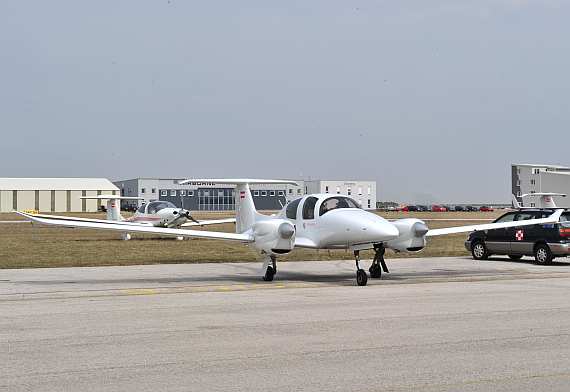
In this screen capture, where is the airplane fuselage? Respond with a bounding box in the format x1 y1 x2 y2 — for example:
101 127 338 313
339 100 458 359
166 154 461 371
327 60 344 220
124 201 191 228
272 193 399 250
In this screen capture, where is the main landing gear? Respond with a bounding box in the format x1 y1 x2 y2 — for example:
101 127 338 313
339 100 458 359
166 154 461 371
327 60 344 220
354 244 389 286
261 254 277 281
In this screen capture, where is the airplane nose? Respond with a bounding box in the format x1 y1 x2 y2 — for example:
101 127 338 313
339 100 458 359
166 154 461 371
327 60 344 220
366 220 400 242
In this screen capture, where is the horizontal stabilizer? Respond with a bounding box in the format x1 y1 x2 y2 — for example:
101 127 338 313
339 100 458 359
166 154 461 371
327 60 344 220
77 195 144 200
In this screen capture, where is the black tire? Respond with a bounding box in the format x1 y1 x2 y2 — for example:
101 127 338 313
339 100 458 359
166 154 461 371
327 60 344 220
534 244 553 265
508 255 523 260
263 266 274 281
356 269 368 286
471 241 489 260
369 265 382 279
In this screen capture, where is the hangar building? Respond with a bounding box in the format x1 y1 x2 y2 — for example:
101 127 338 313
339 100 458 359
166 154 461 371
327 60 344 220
511 164 570 208
0 178 119 213
113 178 377 211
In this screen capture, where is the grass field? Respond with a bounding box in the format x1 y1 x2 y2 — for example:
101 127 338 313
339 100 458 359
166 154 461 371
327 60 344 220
0 210 506 269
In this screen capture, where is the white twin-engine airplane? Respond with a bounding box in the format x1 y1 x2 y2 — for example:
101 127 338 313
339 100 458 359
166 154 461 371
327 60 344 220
14 180 562 286
16 195 235 241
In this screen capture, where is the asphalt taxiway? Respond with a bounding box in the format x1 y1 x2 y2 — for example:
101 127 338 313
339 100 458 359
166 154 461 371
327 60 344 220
1 256 569 391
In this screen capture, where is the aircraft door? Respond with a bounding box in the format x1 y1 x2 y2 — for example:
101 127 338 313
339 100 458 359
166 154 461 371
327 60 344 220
298 196 319 235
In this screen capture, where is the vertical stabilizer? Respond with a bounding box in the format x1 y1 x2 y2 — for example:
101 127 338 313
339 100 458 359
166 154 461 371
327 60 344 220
106 198 123 221
179 179 299 234
234 183 265 233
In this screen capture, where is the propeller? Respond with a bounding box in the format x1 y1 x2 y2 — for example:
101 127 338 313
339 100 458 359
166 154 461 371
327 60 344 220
181 209 200 224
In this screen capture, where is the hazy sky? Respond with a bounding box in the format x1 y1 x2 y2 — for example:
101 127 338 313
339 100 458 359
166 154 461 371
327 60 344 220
1 1 569 204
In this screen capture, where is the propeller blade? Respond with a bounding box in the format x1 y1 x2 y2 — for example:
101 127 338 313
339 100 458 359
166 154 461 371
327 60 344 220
184 211 200 224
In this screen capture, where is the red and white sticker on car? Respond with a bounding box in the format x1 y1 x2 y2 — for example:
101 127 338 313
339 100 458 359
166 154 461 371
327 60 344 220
516 230 524 241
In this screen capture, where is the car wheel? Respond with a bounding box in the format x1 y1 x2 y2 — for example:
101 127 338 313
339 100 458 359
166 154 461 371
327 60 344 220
534 244 553 265
471 241 488 260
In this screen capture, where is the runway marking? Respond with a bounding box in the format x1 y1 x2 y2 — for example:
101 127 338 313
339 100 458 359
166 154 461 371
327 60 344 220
373 373 570 391
119 282 319 295
509 269 570 277
1 274 568 303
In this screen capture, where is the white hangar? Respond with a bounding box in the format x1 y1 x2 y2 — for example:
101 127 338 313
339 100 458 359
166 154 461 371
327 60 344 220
0 178 119 213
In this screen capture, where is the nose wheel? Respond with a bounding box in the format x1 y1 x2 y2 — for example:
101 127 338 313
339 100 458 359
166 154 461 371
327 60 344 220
354 251 368 286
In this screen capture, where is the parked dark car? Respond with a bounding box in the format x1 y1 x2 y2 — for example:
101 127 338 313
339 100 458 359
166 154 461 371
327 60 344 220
417 205 429 212
465 209 570 264
403 205 418 212
467 206 478 211
454 205 468 211
442 206 453 212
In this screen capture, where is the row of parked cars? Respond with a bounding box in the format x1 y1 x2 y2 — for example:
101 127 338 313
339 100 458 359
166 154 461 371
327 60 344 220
394 205 495 212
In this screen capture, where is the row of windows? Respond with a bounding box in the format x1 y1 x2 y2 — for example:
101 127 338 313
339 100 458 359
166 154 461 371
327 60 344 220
516 180 537 186
253 190 284 197
323 186 372 195
129 189 288 197
124 186 372 198
160 190 195 197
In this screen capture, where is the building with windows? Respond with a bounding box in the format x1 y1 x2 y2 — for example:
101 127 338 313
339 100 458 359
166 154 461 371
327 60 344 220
113 178 377 211
0 178 119 213
511 164 570 208
304 180 377 210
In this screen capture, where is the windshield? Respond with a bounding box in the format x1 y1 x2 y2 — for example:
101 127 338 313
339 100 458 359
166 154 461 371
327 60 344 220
286 198 302 219
146 201 176 214
319 196 361 216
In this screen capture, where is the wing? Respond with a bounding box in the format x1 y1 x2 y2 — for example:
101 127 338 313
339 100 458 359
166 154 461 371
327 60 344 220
13 211 254 243
292 236 318 249
426 209 563 237
181 218 236 227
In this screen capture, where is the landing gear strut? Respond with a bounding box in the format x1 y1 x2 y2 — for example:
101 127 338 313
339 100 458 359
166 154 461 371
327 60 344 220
261 254 277 281
369 244 389 279
354 250 368 286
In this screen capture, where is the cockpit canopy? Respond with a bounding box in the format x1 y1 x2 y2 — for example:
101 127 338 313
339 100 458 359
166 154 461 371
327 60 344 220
319 196 361 216
286 195 361 219
138 201 177 215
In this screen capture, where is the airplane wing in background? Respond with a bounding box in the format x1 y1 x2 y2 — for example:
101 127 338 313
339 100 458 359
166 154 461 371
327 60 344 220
13 211 253 243
426 209 563 237
182 218 236 227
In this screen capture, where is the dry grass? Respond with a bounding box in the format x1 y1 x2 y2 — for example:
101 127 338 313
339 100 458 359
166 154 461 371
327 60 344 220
0 210 507 269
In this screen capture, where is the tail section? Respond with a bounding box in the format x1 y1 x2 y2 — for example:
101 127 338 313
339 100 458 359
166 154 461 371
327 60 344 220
180 179 298 234
520 192 566 209
78 195 142 221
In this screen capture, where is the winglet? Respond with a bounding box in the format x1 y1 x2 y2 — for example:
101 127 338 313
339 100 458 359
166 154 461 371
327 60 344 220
551 209 564 222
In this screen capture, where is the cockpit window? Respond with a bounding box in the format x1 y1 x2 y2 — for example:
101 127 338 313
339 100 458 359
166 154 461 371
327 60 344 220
146 201 176 214
138 204 147 214
302 196 318 220
319 196 361 216
286 198 302 220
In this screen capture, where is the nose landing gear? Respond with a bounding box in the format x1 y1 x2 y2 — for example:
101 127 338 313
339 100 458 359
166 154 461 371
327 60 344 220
354 244 389 286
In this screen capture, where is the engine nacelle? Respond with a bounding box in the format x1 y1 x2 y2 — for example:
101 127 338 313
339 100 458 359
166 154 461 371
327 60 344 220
385 218 428 253
250 219 296 255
